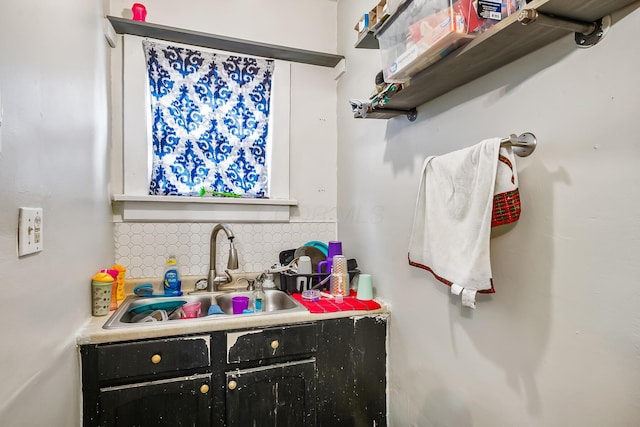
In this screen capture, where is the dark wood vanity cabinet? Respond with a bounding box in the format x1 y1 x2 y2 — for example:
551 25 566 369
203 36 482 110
80 315 387 427
80 334 213 426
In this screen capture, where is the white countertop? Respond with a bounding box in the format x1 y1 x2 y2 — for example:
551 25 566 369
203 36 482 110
77 301 389 345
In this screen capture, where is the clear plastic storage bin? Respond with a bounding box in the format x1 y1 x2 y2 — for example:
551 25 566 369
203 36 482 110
378 0 521 82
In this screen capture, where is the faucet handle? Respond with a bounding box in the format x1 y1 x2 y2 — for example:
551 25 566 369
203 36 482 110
194 278 209 291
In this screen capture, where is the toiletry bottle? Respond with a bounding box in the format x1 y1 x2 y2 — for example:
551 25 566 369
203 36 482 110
111 264 127 302
253 279 265 312
163 255 181 295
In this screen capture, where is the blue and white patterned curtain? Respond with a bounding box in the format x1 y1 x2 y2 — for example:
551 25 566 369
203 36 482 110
142 40 274 197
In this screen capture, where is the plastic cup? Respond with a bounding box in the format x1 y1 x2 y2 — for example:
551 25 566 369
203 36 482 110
180 301 202 319
232 296 250 314
318 241 343 274
330 255 349 298
356 274 374 300
91 280 113 316
99 269 119 311
327 241 343 259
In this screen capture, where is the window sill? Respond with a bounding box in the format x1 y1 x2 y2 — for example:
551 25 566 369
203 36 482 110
111 194 298 223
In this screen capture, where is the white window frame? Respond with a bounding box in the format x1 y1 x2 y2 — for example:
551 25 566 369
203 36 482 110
112 34 296 222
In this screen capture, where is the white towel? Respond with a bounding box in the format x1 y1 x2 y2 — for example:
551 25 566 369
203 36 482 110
408 138 518 308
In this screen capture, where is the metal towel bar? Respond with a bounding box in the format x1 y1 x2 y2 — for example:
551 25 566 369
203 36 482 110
500 132 537 157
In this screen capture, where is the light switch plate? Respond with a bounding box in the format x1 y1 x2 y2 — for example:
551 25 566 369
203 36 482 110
18 207 43 256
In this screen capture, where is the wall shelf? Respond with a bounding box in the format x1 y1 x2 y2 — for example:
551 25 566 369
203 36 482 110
107 16 344 67
355 30 379 49
357 0 637 119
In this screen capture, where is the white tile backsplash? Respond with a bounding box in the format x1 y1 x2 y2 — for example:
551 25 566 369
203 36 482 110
115 222 337 278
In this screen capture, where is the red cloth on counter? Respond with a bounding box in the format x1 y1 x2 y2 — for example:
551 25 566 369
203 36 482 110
292 291 381 313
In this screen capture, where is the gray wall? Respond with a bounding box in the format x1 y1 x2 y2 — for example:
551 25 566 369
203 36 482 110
0 1 113 425
338 1 640 426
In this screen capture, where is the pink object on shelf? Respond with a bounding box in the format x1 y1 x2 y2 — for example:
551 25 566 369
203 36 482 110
131 3 147 22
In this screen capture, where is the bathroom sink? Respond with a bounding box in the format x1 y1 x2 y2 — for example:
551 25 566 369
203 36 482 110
102 289 307 329
215 290 300 314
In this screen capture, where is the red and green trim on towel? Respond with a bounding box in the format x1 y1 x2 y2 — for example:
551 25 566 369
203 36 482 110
407 254 496 294
492 189 521 227
492 153 520 227
292 290 381 313
498 153 515 183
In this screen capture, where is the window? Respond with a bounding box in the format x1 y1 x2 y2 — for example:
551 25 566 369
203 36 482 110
113 35 295 222
143 40 273 198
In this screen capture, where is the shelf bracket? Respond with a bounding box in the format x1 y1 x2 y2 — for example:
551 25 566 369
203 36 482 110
373 108 417 121
517 9 611 48
406 108 418 122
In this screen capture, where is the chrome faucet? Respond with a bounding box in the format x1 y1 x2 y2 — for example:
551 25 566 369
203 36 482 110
207 224 239 292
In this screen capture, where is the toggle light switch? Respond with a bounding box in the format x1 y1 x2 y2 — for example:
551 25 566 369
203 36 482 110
18 207 43 256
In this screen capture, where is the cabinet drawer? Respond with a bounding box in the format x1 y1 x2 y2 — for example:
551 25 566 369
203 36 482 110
98 373 212 426
226 323 316 364
97 335 210 382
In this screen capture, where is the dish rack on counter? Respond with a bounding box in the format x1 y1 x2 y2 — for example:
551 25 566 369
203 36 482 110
278 267 360 294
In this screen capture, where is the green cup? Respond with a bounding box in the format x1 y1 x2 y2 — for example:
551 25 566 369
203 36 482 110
356 274 374 300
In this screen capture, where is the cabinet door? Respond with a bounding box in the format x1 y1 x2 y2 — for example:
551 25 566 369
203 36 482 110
97 374 211 427
225 359 316 427
316 316 388 426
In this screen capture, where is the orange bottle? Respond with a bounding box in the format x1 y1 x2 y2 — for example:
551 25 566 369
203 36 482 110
111 264 127 302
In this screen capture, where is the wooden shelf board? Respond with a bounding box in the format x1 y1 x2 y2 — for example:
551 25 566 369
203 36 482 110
361 109 410 119
354 31 379 49
384 14 565 110
365 0 638 117
354 13 391 49
107 16 344 68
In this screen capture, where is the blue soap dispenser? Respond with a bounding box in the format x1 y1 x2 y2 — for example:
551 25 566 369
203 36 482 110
163 254 182 295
